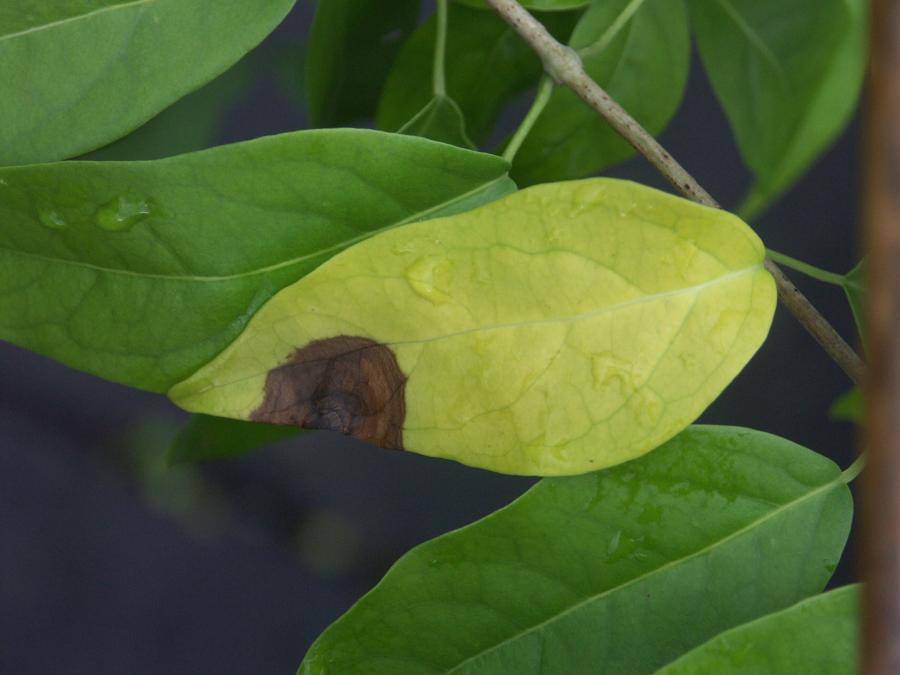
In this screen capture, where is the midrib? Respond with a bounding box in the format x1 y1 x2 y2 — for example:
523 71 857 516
0 0 155 44
389 265 760 350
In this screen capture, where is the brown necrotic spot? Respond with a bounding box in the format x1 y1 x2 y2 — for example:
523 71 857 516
251 336 406 449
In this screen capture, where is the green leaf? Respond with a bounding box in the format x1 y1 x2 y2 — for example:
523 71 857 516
399 96 476 149
690 0 867 219
830 387 863 424
0 0 296 165
305 0 419 127
377 5 578 145
298 426 853 674
171 179 775 475
512 0 690 185
167 414 297 466
0 130 513 392
456 0 591 10
656 585 859 674
85 55 255 161
842 260 865 341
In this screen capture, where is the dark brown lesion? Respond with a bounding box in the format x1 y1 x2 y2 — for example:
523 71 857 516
251 336 406 449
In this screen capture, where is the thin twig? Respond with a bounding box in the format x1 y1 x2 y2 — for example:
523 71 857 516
432 0 448 97
503 75 554 163
485 0 865 385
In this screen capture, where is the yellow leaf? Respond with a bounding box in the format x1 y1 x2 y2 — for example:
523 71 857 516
169 179 775 475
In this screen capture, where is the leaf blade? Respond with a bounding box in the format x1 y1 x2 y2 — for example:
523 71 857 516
298 426 852 674
377 5 577 145
305 0 420 127
656 585 859 674
0 130 513 391
167 414 298 466
511 0 690 185
0 0 297 165
398 96 477 149
171 179 776 475
690 0 867 218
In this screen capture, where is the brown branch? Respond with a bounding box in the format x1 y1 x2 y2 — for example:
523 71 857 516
861 0 900 671
485 0 865 385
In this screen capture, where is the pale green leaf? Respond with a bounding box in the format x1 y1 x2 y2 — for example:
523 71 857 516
399 96 476 149
305 0 419 127
512 0 690 185
377 5 577 145
298 426 853 674
167 414 297 466
689 0 867 219
0 130 513 392
0 0 296 165
171 179 775 475
656 585 859 674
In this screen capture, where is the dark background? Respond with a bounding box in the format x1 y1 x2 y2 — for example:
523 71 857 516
0 4 864 674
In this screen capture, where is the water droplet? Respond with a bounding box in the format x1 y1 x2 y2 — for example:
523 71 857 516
95 195 152 232
37 207 67 230
405 256 452 305
607 530 622 556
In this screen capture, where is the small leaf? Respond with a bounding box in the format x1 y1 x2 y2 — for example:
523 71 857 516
512 0 690 185
656 585 859 674
167 414 298 466
842 260 865 341
830 387 863 424
298 426 853 674
399 96 476 149
171 179 775 475
377 5 578 145
0 130 513 392
0 0 296 165
305 0 419 127
690 0 867 219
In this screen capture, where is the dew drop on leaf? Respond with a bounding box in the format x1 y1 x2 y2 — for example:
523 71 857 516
95 195 152 232
37 207 67 230
404 256 452 304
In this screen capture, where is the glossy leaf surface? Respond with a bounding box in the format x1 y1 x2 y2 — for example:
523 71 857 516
298 426 853 674
0 0 295 165
168 414 297 466
690 0 867 219
0 130 512 392
657 585 859 674
512 0 690 185
377 5 577 144
172 179 775 475
305 0 419 127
